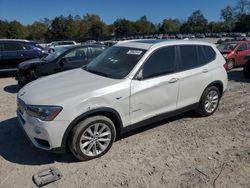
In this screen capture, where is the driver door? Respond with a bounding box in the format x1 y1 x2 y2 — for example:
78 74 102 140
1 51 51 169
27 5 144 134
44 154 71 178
130 46 179 124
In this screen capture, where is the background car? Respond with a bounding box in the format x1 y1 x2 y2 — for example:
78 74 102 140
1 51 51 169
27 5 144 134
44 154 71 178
0 39 47 74
217 40 250 70
47 41 77 53
243 55 250 78
16 44 107 86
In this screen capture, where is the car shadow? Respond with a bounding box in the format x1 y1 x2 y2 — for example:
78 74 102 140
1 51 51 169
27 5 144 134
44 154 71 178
228 68 250 83
4 84 20 94
0 117 78 165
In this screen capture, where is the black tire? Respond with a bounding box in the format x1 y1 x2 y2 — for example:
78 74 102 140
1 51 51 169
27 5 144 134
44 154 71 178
243 63 250 79
227 59 234 70
196 86 221 117
69 116 116 161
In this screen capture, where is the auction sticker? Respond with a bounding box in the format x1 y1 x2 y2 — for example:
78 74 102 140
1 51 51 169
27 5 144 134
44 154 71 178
127 50 143 55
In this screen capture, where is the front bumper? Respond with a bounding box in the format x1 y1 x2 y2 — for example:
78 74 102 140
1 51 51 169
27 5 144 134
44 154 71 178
16 110 70 153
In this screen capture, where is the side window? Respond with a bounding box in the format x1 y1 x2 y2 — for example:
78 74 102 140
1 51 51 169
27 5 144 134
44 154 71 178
203 46 216 63
22 43 33 50
142 46 175 79
90 47 106 58
197 46 207 65
179 45 198 71
63 47 88 61
3 42 23 51
238 44 247 51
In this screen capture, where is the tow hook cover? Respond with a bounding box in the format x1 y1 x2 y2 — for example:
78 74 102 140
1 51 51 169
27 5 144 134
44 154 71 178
32 167 62 187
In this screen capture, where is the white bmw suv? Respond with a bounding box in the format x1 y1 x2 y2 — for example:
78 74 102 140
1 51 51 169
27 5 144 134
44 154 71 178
17 40 228 160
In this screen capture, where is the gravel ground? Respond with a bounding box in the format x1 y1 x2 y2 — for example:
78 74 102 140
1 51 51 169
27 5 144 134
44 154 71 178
0 68 249 188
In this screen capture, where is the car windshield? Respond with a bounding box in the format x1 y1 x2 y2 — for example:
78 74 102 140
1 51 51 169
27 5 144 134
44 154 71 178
217 43 237 51
43 47 68 61
84 46 146 79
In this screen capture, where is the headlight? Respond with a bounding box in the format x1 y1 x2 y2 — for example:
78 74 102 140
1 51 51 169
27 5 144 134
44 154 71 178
26 105 62 121
223 54 228 58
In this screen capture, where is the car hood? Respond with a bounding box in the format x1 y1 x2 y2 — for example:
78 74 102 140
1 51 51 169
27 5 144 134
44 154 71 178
18 68 124 105
19 58 45 69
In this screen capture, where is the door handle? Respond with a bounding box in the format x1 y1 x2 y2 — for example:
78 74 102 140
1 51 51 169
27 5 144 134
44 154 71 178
202 69 209 73
168 78 179 83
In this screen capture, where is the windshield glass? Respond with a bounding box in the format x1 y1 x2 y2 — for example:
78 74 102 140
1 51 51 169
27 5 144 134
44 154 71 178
217 43 237 51
84 46 146 79
43 47 68 61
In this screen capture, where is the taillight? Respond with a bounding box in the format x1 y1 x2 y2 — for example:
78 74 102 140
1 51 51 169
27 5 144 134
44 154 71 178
223 63 228 71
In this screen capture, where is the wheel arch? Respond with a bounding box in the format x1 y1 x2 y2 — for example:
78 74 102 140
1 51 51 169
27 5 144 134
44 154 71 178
204 80 224 97
60 107 123 152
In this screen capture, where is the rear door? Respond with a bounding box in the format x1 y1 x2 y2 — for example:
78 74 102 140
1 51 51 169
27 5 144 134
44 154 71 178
176 45 215 109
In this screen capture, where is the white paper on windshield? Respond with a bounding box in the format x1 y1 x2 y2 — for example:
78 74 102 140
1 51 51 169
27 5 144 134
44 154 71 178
127 50 143 55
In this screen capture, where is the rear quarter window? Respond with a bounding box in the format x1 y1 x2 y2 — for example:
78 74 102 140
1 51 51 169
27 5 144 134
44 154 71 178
203 46 216 63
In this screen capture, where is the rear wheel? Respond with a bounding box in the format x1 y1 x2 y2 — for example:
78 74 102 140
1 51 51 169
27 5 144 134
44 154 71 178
69 116 116 161
196 86 221 117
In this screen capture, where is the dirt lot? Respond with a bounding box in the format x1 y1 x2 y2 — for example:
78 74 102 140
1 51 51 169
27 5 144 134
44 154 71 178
0 68 249 188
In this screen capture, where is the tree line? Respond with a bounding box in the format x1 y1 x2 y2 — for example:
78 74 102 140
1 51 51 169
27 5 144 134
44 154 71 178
0 0 250 42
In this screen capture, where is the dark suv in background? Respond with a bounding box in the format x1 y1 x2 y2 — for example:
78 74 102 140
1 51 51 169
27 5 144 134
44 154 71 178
0 39 47 74
16 44 107 86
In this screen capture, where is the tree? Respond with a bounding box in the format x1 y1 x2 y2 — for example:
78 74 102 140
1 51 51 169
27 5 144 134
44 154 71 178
234 14 250 31
134 16 156 34
207 21 225 33
27 21 48 41
0 20 8 38
83 14 108 39
221 6 235 31
180 10 208 33
113 18 136 36
6 20 28 39
159 19 181 33
235 0 249 15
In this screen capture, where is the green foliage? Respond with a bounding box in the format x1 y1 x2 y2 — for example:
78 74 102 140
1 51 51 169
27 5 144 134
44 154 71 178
221 6 235 31
113 18 136 36
159 19 181 33
181 10 208 33
1 1 250 42
234 14 250 31
134 16 156 34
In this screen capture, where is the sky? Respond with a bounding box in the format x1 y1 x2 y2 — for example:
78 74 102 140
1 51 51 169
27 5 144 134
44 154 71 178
0 0 238 25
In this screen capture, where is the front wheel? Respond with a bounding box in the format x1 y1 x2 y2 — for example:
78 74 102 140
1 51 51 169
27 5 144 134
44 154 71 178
69 116 116 161
196 86 221 117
